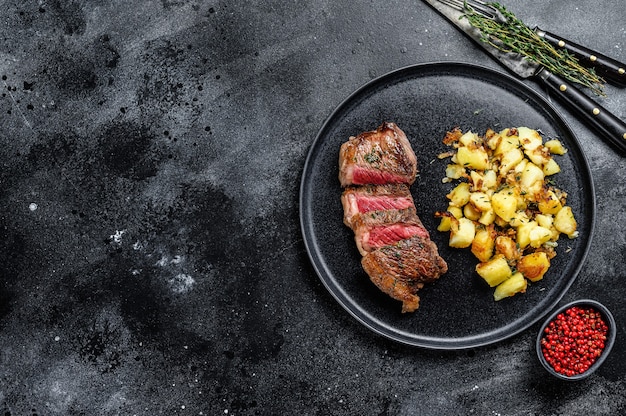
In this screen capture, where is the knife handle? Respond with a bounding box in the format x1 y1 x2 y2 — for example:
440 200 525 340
535 27 626 87
537 69 626 155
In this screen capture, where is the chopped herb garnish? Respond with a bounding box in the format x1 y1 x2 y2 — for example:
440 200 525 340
364 151 380 164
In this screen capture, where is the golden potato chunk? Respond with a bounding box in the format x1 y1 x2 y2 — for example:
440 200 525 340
529 225 553 248
516 220 537 249
499 148 524 174
495 235 521 261
478 209 497 226
457 146 489 170
554 206 578 238
491 188 518 223
517 252 550 282
445 164 466 180
494 129 520 155
494 272 527 301
437 215 452 232
537 190 563 215
520 163 544 200
476 255 512 287
542 158 561 176
545 139 567 155
447 182 471 207
469 192 492 212
449 217 476 248
471 226 496 262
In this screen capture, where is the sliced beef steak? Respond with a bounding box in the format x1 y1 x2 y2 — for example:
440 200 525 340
361 236 448 313
338 122 447 312
338 122 417 187
341 183 415 229
351 208 429 255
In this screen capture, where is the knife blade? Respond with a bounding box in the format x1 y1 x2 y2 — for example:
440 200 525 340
423 0 626 155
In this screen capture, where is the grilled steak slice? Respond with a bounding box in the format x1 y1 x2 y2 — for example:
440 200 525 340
341 184 415 229
338 122 447 312
361 236 448 313
352 208 429 255
338 122 417 187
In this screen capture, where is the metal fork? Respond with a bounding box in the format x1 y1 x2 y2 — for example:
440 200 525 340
436 0 507 23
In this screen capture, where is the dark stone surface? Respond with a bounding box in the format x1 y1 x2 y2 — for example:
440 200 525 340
0 1 624 415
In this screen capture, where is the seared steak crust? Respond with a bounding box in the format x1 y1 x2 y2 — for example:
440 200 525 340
362 236 448 313
338 122 418 187
363 236 448 283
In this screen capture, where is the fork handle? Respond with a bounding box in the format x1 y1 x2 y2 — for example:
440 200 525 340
535 27 626 87
537 68 626 155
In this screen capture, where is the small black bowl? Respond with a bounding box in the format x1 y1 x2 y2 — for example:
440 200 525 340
536 299 616 381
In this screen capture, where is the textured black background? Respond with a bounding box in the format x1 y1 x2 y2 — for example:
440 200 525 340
1 1 625 415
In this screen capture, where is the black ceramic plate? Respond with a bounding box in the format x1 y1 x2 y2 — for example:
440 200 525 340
300 62 595 349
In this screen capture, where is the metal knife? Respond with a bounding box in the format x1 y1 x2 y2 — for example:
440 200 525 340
423 0 626 155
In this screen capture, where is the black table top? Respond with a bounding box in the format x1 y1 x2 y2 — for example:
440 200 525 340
1 1 625 414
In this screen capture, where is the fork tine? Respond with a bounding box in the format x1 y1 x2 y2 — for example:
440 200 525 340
464 0 500 20
435 0 505 22
436 0 465 12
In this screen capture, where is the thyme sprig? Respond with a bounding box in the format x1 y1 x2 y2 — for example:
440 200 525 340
462 2 606 97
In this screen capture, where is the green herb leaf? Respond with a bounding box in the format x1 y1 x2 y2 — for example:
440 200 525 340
462 2 606 96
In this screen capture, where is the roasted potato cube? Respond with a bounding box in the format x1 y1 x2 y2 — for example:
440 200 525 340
491 188 518 222
486 132 501 150
509 211 530 228
482 169 497 190
526 145 551 167
520 162 544 199
486 130 503 150
471 226 496 262
529 225 553 248
537 189 563 215
476 254 512 287
463 203 482 221
499 148 524 174
449 217 476 248
457 146 489 170
516 220 537 249
494 129 520 155
542 158 561 176
545 139 567 155
549 226 560 241
478 209 496 226
448 204 463 219
470 170 484 191
495 235 520 261
535 214 554 229
447 182 471 207
494 272 527 301
445 163 466 180
554 206 578 238
437 215 452 232
469 192 492 212
459 131 480 146
514 158 528 174
517 252 550 282
494 215 509 228
518 127 543 153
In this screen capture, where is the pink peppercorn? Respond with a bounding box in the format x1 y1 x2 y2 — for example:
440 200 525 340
540 305 609 377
